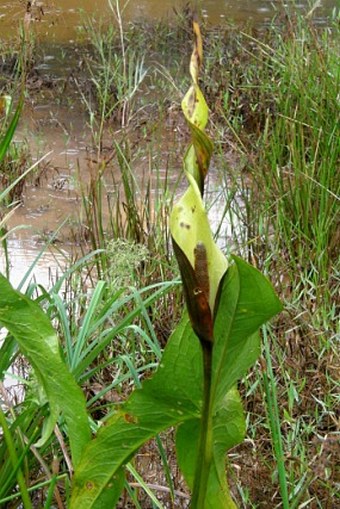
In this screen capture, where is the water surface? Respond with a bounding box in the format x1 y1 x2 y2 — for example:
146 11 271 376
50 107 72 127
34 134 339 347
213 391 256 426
0 0 337 42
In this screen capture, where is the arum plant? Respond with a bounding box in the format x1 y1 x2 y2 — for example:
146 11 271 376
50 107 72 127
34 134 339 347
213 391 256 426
169 18 282 507
69 18 281 508
170 17 228 505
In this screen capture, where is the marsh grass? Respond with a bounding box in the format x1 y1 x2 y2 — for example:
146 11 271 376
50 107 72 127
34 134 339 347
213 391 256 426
74 134 184 360
78 7 148 152
203 13 339 508
0 140 31 203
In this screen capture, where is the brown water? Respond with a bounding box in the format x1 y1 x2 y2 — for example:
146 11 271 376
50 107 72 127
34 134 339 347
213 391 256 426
0 0 338 42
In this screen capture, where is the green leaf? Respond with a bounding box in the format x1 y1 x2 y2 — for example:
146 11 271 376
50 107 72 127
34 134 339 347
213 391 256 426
70 316 201 508
0 335 17 382
87 468 125 509
212 255 282 407
0 274 91 467
70 256 281 507
0 93 23 163
176 387 244 508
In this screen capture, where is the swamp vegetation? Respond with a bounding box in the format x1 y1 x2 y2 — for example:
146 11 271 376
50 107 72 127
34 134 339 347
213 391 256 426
0 2 339 508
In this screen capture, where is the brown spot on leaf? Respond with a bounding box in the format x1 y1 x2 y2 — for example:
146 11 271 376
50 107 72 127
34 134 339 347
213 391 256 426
180 221 191 230
124 413 138 424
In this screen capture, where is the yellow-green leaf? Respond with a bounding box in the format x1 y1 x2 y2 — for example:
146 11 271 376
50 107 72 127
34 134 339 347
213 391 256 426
170 174 228 315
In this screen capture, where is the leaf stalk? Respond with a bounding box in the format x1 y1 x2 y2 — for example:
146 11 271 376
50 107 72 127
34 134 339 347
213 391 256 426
191 340 214 508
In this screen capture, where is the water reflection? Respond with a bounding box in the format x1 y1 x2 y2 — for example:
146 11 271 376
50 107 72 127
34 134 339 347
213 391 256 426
0 238 67 290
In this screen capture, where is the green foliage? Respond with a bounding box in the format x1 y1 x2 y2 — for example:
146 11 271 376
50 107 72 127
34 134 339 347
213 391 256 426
169 19 282 507
0 193 281 509
104 239 149 291
68 19 282 508
53 277 172 382
0 94 23 164
68 256 281 508
176 388 244 508
204 15 339 306
0 91 28 208
0 263 175 505
0 274 91 466
0 5 337 507
203 20 338 505
79 1 147 148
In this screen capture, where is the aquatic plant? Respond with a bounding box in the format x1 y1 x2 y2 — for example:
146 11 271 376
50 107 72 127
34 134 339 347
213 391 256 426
0 94 23 165
0 7 338 507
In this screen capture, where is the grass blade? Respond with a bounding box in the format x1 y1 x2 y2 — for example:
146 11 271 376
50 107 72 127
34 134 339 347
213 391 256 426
0 408 32 509
262 325 290 509
0 95 24 163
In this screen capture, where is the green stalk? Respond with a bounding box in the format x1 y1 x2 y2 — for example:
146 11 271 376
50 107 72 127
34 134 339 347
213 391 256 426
0 475 67 505
191 340 213 508
43 475 58 509
0 231 10 280
262 326 290 509
155 435 175 506
0 408 33 509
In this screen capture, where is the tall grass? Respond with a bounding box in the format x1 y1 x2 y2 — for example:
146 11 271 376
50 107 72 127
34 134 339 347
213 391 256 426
207 14 339 281
78 3 148 153
256 18 339 288
203 11 339 507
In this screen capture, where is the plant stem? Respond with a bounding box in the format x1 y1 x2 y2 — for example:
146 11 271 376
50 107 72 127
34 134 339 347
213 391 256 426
191 340 214 508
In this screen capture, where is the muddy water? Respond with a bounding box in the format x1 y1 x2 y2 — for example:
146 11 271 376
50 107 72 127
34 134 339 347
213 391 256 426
1 0 338 289
0 0 337 42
